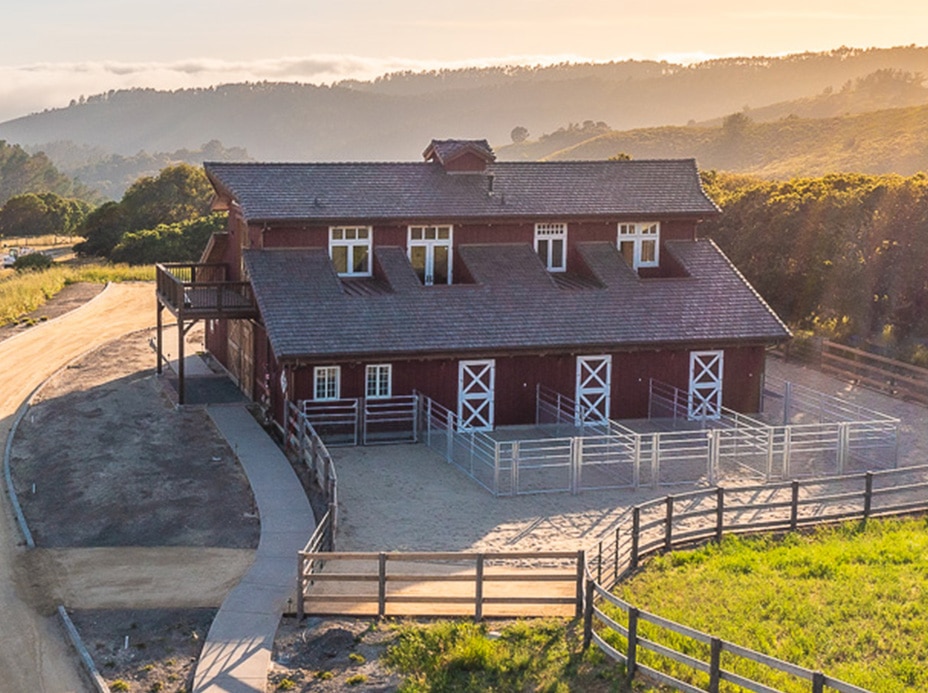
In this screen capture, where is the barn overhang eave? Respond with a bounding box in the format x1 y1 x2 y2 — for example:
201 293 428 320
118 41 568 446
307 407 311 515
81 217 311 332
271 335 789 367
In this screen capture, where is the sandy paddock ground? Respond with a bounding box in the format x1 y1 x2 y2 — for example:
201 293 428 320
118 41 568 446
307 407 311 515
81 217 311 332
331 357 928 557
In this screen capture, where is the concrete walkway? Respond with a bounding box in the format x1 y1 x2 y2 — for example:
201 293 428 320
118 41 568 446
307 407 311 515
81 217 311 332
193 406 315 693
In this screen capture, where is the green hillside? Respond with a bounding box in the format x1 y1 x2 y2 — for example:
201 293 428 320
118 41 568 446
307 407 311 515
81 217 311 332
511 104 928 178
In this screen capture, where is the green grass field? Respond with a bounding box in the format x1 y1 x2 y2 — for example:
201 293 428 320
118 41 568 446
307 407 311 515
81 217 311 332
611 517 928 692
0 262 154 325
382 619 638 692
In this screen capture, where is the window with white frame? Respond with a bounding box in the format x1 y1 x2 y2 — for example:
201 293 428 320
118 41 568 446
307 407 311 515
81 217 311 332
329 226 372 276
535 223 567 272
617 222 660 270
365 364 392 399
408 225 452 285
313 366 340 400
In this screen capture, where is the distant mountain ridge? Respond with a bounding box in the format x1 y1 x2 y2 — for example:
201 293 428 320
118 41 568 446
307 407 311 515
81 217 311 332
2 45 928 165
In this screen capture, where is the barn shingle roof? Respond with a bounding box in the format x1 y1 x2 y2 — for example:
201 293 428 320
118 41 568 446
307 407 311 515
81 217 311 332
205 158 719 222
244 240 789 362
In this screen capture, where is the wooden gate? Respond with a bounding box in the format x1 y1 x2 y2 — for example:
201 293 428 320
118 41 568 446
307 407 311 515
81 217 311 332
227 319 254 397
458 360 495 431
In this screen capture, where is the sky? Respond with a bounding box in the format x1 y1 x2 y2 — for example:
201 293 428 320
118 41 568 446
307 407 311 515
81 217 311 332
0 0 925 122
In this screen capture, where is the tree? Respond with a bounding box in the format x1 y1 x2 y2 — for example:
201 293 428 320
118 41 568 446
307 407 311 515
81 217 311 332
75 163 214 258
73 201 129 256
510 126 530 144
0 193 90 237
109 213 226 265
120 163 214 232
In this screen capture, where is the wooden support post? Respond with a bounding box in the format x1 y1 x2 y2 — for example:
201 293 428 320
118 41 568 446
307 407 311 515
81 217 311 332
575 550 585 620
177 316 186 405
630 507 641 570
864 471 873 520
627 607 639 679
156 302 163 375
708 637 722 693
715 487 725 543
597 541 603 583
664 496 674 552
812 671 825 693
582 578 594 650
378 553 387 619
790 480 800 531
475 554 484 622
296 554 305 621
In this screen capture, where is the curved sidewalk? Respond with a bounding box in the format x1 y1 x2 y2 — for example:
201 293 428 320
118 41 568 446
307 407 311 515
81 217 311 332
193 405 315 693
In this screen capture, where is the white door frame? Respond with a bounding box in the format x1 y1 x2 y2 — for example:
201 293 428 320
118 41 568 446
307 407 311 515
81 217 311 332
689 350 724 420
575 355 612 425
458 359 495 431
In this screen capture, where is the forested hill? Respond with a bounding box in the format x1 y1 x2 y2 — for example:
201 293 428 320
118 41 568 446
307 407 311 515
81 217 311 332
0 140 96 206
1 45 928 165
503 103 928 178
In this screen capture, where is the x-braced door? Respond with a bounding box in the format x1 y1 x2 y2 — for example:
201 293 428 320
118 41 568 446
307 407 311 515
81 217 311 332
458 360 495 431
689 350 724 420
576 355 612 425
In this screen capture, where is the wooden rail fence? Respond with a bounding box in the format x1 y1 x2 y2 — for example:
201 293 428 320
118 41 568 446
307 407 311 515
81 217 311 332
298 550 584 621
583 463 928 692
782 337 928 406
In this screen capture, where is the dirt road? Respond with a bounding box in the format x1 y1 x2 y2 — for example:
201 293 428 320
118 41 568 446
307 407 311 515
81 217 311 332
0 283 154 693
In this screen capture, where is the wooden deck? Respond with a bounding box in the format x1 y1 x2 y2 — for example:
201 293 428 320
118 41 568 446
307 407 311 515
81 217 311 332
156 263 258 319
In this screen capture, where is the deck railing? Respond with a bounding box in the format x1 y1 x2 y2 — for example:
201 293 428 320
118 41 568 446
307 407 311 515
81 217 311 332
155 262 256 316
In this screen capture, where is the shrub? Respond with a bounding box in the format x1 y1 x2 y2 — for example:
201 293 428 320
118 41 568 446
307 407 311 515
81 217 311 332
13 252 53 272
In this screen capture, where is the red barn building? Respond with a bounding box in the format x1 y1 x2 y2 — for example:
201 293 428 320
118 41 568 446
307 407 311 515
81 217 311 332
157 139 789 433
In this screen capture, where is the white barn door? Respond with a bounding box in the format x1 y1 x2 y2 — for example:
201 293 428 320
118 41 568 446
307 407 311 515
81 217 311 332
689 350 724 420
576 355 612 425
458 359 495 431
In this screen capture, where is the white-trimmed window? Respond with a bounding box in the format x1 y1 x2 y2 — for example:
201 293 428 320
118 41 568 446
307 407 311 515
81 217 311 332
330 226 372 276
366 364 392 399
408 225 452 285
313 366 340 400
618 222 660 269
535 223 567 272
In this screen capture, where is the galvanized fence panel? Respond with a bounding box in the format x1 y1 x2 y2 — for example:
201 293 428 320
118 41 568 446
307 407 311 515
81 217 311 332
302 398 359 446
362 395 418 445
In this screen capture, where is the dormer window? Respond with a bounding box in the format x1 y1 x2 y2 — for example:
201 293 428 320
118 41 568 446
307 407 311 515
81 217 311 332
330 226 372 276
409 225 452 285
618 222 660 270
535 223 567 272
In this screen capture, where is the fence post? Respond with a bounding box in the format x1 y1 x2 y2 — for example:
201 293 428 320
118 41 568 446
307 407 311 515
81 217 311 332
715 487 724 543
632 433 641 489
664 496 674 552
650 433 660 489
630 507 641 570
475 554 484 622
327 502 337 550
783 425 792 478
765 427 775 481
837 422 849 474
426 397 432 446
812 671 825 693
790 480 800 531
707 430 719 486
627 607 639 679
783 381 792 426
575 550 585 620
512 442 520 496
582 578 595 650
571 437 582 495
708 637 723 692
446 413 454 461
378 553 387 619
412 393 419 443
864 471 873 519
613 527 621 585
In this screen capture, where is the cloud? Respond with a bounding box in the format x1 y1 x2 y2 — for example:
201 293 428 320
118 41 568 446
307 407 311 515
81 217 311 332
0 53 601 123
